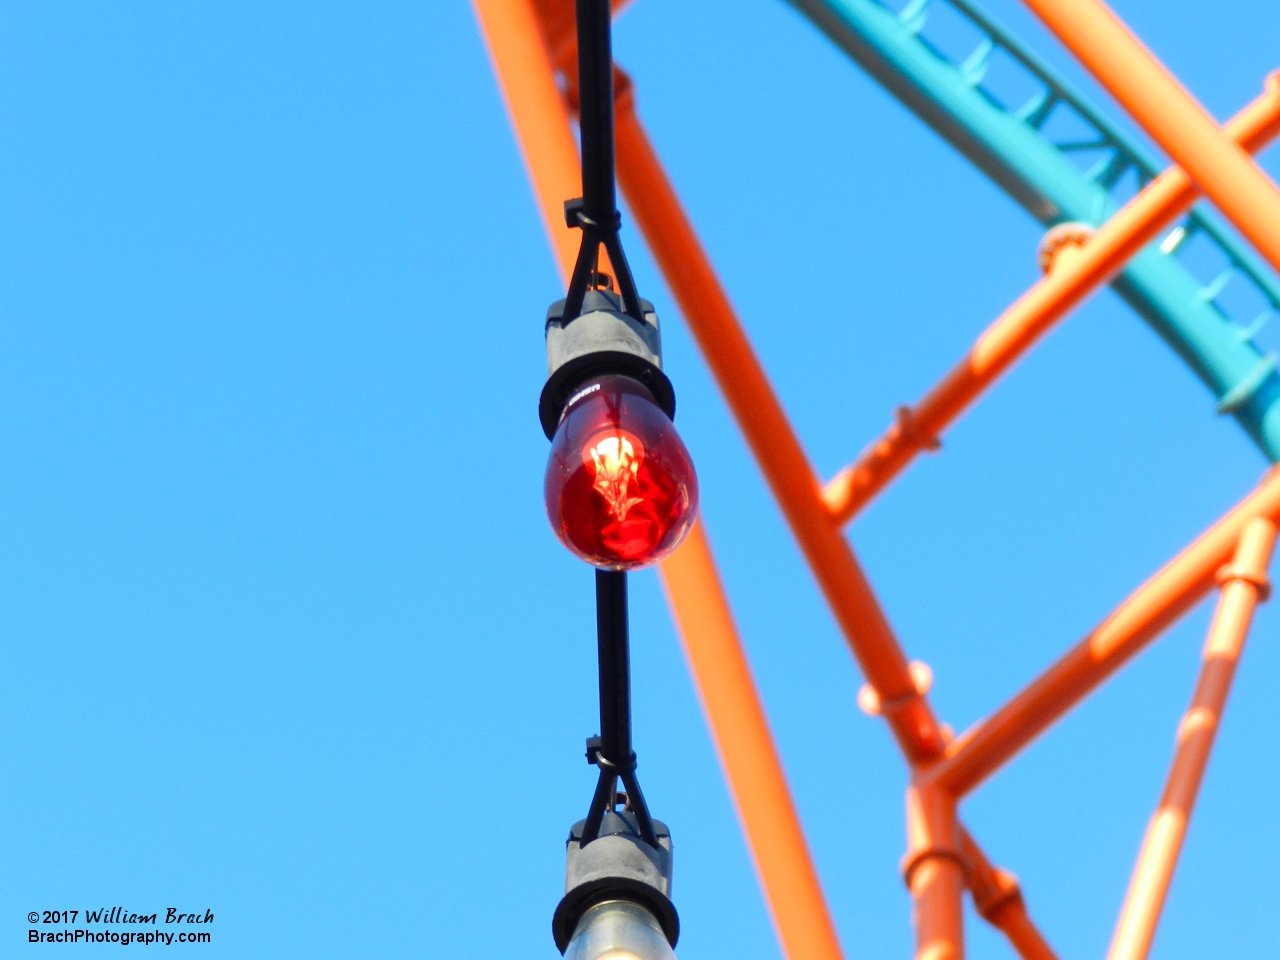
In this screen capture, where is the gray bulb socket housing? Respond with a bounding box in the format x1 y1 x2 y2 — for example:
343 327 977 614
552 811 678 954
539 290 676 440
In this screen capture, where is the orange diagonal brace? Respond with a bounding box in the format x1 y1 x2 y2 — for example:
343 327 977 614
961 829 1058 960
822 73 1280 524
1106 517 1276 960
660 522 845 960
614 83 946 764
472 0 582 277
926 466 1280 797
1020 0 1280 276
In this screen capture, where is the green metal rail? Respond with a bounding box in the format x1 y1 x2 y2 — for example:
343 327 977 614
788 0 1280 458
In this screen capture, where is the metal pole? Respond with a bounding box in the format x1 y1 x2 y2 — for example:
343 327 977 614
470 0 582 279
904 783 965 960
1106 517 1276 960
613 77 947 766
660 521 846 960
615 68 1061 958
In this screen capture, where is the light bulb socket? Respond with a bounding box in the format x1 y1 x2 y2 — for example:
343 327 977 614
552 810 678 954
540 290 676 440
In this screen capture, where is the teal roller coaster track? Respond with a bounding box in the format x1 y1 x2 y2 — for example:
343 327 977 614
790 0 1280 457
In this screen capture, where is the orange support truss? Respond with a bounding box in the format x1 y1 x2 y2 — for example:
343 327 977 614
472 1 1280 957
1105 517 1275 960
822 72 1280 524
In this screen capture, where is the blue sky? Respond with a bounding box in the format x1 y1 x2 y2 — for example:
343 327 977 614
1 1 1278 957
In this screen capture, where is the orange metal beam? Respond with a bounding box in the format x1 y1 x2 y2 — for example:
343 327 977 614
961 829 1059 960
822 73 1280 525
613 80 947 765
925 466 1280 797
660 521 846 960
1105 517 1275 960
620 57 1057 960
904 782 965 960
472 0 583 279
1019 0 1280 276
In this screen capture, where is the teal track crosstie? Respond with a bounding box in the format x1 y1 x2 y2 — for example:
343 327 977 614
787 0 1280 459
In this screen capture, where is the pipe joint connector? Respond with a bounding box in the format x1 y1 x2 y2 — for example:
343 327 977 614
1216 562 1272 601
858 661 933 717
902 780 967 889
890 405 941 453
969 866 1025 925
900 845 971 890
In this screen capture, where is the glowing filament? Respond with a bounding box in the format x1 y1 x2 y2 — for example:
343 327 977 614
586 432 645 521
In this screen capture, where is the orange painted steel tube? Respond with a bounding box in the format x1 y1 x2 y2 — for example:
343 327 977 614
471 0 583 278
1105 517 1276 960
904 784 965 960
1019 0 1280 276
660 521 846 960
961 830 1058 960
822 73 1280 525
614 89 946 765
926 466 1280 797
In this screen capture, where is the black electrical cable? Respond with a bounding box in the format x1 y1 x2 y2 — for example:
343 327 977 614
562 0 643 324
596 570 631 766
581 571 657 846
565 0 658 851
575 0 616 227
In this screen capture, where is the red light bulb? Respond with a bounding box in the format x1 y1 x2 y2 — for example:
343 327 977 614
545 375 698 569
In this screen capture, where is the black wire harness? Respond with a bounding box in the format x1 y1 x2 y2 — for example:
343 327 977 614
562 0 658 850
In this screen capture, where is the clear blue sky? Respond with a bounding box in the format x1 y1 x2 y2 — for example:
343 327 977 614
1 1 1278 957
